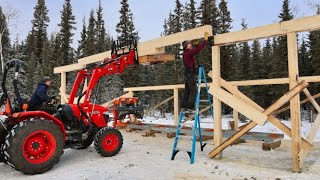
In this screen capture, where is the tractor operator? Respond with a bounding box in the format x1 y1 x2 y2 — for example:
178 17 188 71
29 77 57 114
181 32 209 112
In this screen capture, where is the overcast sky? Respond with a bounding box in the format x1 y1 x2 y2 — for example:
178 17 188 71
0 0 319 47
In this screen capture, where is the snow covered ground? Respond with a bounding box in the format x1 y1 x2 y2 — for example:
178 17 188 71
142 113 320 141
1 113 320 179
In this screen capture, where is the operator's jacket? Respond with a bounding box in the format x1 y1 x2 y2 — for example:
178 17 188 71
29 80 52 108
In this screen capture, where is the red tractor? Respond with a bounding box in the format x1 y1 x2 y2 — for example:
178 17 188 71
0 38 143 174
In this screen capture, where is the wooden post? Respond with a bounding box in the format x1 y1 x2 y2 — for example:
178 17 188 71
288 33 302 172
233 86 239 130
174 88 179 125
212 46 222 159
61 72 67 104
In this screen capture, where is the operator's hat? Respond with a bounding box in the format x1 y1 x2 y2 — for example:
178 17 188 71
43 76 51 82
182 41 190 50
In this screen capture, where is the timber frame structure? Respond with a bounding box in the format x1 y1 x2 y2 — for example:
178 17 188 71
54 15 320 172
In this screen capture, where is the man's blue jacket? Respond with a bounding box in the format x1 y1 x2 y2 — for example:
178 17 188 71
29 80 52 107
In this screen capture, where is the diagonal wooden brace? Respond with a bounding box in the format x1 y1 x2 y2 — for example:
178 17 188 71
209 80 310 158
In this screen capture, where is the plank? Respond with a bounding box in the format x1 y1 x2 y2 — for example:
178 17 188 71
209 121 257 158
214 15 320 45
138 53 175 64
209 85 267 126
60 72 67 104
139 25 212 50
233 86 239 130
54 64 85 73
219 79 313 148
307 114 320 143
208 71 320 86
78 51 112 65
303 89 320 112
145 96 174 114
287 33 302 172
126 123 284 143
212 46 222 159
274 93 320 115
174 88 179 126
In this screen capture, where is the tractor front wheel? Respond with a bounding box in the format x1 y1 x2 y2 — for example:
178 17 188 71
94 128 123 157
3 119 64 175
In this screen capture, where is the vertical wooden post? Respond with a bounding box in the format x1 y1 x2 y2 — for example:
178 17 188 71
212 46 222 159
288 33 302 172
233 86 239 130
174 88 179 125
61 72 67 104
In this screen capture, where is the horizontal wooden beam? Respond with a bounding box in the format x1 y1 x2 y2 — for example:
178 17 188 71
124 83 212 92
54 64 85 74
139 25 212 50
139 53 175 64
214 15 320 45
78 51 112 65
127 123 284 143
208 71 320 86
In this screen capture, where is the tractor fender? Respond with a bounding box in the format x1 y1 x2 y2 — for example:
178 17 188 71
11 111 66 139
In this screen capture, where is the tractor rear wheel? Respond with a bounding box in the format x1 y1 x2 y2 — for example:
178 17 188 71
94 128 123 157
0 144 6 163
3 119 64 175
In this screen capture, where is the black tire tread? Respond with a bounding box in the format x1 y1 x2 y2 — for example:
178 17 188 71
3 119 64 175
94 127 123 157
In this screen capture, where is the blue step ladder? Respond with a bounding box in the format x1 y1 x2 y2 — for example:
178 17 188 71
170 65 213 164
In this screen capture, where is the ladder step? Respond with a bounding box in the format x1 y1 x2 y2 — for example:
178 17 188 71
199 100 210 103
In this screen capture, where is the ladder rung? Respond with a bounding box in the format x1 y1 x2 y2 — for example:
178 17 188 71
199 100 210 103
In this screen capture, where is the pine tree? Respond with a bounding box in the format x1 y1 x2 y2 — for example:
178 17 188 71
76 17 87 59
84 10 97 56
58 0 76 65
182 0 197 30
24 0 50 95
218 0 233 80
96 0 107 53
268 0 293 107
309 6 320 94
116 0 138 45
299 37 312 76
31 0 50 64
238 19 250 81
0 5 10 72
198 0 219 34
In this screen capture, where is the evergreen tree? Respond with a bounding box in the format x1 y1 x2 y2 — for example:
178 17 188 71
182 0 197 30
96 0 107 53
238 19 250 81
58 0 76 65
76 17 87 59
198 0 219 34
218 0 233 80
31 0 50 64
0 5 10 72
84 10 97 56
116 0 138 45
309 7 320 94
299 37 312 76
268 0 293 107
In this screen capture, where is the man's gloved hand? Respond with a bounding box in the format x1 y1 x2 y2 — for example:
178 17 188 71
50 98 58 104
204 32 209 41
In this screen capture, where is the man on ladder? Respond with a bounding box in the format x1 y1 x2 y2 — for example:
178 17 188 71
181 32 209 113
171 32 212 164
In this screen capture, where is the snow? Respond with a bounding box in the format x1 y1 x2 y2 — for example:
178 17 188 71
142 113 320 141
1 113 320 179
